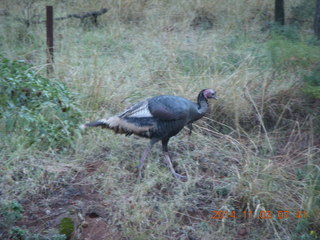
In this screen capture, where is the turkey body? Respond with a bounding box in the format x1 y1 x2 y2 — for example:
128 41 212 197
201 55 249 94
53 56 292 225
82 89 217 179
123 95 201 138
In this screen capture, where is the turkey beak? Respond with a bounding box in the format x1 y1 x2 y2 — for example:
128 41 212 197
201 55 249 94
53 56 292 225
212 93 217 100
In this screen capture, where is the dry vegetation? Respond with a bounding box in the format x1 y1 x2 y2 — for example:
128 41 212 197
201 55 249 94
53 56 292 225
0 0 320 239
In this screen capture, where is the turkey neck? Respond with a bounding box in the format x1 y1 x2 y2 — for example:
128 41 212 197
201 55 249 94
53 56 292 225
197 92 209 115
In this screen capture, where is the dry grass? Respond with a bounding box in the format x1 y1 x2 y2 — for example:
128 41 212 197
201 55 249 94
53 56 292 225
1 0 320 239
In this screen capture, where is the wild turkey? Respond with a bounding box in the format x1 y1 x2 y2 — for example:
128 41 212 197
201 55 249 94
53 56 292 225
82 89 217 179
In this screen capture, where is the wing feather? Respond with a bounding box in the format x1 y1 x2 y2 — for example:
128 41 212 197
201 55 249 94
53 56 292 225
148 96 193 121
119 100 152 118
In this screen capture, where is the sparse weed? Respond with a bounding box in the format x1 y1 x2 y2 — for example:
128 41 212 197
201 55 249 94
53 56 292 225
0 0 319 239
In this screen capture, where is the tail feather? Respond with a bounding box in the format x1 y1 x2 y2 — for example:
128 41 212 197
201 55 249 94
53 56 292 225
80 119 108 129
81 116 154 137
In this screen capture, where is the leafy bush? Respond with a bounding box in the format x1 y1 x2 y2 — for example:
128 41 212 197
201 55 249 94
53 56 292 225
0 56 82 150
9 226 28 240
8 226 67 240
0 200 23 231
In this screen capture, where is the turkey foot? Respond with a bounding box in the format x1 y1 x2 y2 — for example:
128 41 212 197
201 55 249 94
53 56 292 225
164 152 187 179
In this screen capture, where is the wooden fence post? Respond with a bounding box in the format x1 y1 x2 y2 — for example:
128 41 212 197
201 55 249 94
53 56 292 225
275 0 285 25
46 6 54 74
315 0 320 39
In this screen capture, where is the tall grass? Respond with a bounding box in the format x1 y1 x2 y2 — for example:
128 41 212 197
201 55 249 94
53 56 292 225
0 0 320 239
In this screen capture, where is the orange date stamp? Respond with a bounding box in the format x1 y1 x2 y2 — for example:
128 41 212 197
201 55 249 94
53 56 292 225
211 210 307 220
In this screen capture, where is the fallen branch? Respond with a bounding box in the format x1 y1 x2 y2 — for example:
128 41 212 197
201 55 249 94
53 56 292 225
12 8 108 27
54 8 108 24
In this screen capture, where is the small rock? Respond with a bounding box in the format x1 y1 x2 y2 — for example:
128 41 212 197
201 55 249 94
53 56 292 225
81 221 89 228
238 227 248 236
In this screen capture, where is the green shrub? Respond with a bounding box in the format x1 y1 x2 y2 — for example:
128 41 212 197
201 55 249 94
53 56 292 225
270 24 300 41
0 201 23 230
0 56 82 150
9 226 27 240
303 67 320 99
266 37 320 69
0 201 24 239
302 66 320 131
58 217 74 239
0 196 66 240
9 226 67 240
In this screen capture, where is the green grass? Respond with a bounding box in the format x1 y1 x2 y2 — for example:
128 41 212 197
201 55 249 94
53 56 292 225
0 0 320 239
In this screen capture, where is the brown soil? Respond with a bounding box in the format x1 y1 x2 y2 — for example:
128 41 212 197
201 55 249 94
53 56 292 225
17 160 123 240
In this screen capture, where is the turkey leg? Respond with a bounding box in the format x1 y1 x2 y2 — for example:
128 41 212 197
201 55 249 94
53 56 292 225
137 139 158 177
162 138 187 179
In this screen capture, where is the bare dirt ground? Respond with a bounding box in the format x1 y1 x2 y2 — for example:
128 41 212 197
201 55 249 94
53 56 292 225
17 160 122 240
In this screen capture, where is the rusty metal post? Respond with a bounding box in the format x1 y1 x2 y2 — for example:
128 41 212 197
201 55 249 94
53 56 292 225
46 6 54 74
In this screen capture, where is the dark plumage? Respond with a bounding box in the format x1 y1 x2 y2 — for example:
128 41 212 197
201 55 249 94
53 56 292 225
82 88 217 179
